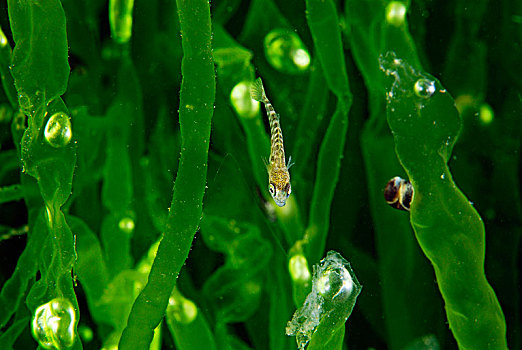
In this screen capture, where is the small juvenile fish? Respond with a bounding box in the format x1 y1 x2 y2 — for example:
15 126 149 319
251 77 291 207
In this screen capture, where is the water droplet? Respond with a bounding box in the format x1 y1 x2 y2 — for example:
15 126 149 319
386 1 407 27
44 112 72 148
109 0 134 44
32 298 77 349
118 217 135 234
440 173 445 180
167 290 198 324
264 29 310 74
230 81 260 118
289 254 311 283
414 78 436 98
286 251 361 349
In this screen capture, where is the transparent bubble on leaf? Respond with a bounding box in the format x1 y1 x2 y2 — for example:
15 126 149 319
264 29 310 74
44 112 72 148
386 1 407 27
379 51 439 103
286 251 362 350
230 81 260 119
289 254 311 283
109 0 135 44
32 298 77 349
414 78 436 98
118 216 135 235
167 291 198 324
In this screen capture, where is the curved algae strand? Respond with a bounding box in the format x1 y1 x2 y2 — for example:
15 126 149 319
286 251 361 350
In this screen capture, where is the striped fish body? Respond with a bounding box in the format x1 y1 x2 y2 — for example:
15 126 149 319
251 78 291 207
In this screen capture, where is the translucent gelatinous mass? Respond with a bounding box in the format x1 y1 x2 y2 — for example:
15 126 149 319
289 254 311 283
264 29 310 74
230 81 260 119
32 298 77 349
385 1 407 27
44 112 72 148
286 251 361 350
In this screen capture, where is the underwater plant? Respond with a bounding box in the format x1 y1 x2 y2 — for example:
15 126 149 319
0 0 520 349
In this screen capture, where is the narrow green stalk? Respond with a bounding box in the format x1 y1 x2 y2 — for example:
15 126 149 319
118 0 215 348
303 0 352 264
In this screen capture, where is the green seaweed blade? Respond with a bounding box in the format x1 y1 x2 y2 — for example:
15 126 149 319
118 0 215 348
382 53 508 350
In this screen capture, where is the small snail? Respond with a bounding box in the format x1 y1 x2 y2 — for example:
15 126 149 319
384 176 414 211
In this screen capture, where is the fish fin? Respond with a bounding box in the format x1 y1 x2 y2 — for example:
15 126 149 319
287 156 294 170
250 77 266 102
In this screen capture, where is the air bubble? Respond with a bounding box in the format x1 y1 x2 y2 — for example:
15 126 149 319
230 81 260 119
478 103 494 125
386 2 407 27
286 251 361 349
118 217 135 235
264 29 310 74
32 298 77 349
0 27 8 47
167 289 198 324
109 0 134 44
44 112 72 148
414 78 436 98
78 325 93 343
289 254 311 283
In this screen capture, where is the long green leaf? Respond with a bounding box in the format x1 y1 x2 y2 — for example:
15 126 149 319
118 0 215 347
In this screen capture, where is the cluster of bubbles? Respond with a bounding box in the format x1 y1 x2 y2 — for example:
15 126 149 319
286 251 362 349
32 298 76 349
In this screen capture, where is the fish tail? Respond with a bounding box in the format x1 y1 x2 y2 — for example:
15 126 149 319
250 77 266 102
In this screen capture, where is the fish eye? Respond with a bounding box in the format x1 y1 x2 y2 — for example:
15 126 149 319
284 183 291 196
268 183 275 195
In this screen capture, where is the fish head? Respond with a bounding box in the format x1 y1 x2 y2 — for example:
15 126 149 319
268 168 291 207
